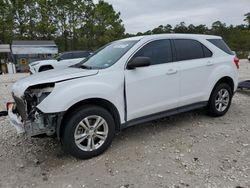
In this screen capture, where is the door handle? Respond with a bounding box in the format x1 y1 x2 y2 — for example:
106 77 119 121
166 68 177 75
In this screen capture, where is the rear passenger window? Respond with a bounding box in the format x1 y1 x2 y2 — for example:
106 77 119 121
174 39 204 61
133 39 173 65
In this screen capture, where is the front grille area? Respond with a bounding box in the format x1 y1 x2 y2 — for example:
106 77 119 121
13 95 28 120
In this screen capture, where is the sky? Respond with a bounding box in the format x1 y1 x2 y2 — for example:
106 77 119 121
94 0 250 34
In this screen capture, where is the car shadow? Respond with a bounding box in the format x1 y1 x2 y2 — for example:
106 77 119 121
237 89 250 97
12 109 215 171
34 108 208 166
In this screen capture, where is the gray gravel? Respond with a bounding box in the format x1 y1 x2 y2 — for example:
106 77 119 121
0 60 250 188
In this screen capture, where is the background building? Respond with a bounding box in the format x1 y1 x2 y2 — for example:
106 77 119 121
11 40 58 72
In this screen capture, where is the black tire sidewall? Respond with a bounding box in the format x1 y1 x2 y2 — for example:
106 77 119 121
208 83 233 117
62 105 115 159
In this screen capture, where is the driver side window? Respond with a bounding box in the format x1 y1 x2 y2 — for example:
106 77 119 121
133 39 173 65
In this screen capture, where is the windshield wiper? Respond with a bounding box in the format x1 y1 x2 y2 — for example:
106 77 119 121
80 65 92 69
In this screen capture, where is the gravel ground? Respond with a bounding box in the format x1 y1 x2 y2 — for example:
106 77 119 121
0 60 250 188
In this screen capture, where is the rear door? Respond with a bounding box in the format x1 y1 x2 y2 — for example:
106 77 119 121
125 39 180 121
173 39 214 106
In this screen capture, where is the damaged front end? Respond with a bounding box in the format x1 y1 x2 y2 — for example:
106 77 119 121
9 83 62 137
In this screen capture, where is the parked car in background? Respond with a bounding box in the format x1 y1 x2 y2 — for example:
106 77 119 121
29 51 91 73
8 34 239 159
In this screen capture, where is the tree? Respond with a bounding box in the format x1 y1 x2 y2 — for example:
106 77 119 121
0 0 249 56
0 0 14 43
152 25 165 34
36 0 57 40
244 12 250 29
11 0 39 39
173 22 189 33
81 0 125 49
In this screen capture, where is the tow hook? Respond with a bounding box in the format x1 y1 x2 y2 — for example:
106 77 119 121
0 111 8 117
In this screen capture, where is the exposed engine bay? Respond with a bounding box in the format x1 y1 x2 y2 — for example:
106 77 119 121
12 83 62 137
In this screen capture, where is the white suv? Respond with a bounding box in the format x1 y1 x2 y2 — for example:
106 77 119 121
8 34 239 159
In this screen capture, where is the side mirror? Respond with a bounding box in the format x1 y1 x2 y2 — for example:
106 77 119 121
57 57 61 61
127 57 151 69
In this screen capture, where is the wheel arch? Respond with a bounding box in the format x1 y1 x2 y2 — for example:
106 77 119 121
209 76 235 101
58 98 121 139
39 65 54 72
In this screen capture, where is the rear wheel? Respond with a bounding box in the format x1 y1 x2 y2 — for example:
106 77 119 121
207 83 233 117
61 105 115 159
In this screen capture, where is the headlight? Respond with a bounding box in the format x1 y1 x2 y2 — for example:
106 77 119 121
24 83 55 106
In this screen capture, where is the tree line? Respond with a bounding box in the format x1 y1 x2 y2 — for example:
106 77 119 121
0 0 125 51
0 0 249 56
128 19 250 57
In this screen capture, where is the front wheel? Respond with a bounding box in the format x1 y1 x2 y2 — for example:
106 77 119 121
207 83 233 117
61 105 115 159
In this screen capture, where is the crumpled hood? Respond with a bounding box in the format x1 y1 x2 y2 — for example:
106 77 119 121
12 68 98 97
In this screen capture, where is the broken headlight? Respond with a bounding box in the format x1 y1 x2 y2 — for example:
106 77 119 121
24 83 55 108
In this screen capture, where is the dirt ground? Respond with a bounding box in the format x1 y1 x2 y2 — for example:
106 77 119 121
0 60 249 188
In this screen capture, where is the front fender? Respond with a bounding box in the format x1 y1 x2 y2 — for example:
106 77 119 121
37 75 125 123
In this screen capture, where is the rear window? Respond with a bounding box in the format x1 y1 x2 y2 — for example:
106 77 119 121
174 39 204 61
207 39 234 55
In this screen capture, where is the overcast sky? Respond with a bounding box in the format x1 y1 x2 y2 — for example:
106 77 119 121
94 0 250 34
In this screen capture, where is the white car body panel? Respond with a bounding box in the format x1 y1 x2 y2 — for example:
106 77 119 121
12 68 98 98
125 62 179 121
37 69 126 123
11 34 239 128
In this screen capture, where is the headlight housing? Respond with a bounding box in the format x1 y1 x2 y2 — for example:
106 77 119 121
24 83 55 107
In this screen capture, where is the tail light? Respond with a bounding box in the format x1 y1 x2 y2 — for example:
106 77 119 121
234 56 239 69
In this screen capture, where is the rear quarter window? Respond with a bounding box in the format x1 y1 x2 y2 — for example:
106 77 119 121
207 39 234 55
202 45 213 58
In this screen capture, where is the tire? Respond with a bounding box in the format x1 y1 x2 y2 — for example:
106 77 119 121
61 105 115 159
39 66 53 72
207 83 233 117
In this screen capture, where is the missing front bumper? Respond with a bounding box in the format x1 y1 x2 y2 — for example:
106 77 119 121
7 103 25 134
7 102 57 137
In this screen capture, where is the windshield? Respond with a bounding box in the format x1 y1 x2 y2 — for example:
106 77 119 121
76 40 138 69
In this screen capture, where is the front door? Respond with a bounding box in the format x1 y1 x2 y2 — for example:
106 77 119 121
125 39 180 121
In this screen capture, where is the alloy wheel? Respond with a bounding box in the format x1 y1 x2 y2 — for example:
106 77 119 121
215 89 230 112
74 115 109 151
